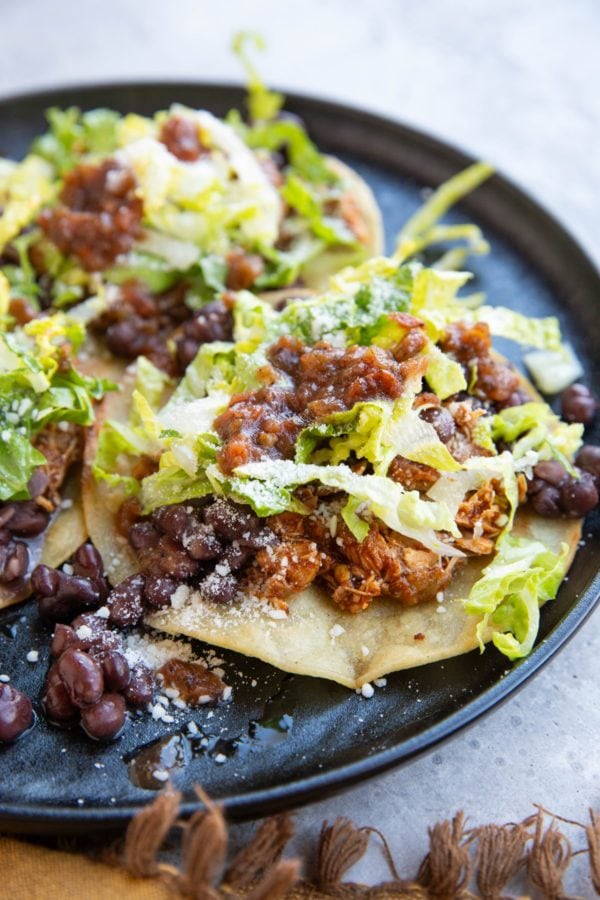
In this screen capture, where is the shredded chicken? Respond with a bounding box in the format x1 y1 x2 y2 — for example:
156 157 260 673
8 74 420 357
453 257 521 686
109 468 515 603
388 456 440 492
454 479 507 555
243 539 322 611
32 422 83 507
263 502 460 614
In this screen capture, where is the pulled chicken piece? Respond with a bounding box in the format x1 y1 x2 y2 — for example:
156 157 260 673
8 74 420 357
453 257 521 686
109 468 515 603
263 499 460 614
33 422 84 508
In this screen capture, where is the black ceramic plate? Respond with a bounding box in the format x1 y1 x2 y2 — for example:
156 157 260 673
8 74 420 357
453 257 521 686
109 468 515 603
1 83 599 835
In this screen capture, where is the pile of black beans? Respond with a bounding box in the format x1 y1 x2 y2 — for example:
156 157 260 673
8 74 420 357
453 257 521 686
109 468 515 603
124 497 278 620
0 489 51 586
175 299 233 371
32 543 153 740
528 383 600 518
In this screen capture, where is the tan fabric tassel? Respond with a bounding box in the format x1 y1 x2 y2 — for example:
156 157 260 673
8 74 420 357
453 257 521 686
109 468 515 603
316 818 371 888
178 786 228 899
471 823 528 900
585 809 600 896
526 809 574 900
223 813 295 893
416 811 473 899
123 784 182 879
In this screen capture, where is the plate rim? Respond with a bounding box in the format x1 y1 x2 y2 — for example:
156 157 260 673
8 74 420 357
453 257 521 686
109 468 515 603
1 79 599 833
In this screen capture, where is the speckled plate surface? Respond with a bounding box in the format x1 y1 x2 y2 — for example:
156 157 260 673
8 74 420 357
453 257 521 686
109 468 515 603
1 83 599 835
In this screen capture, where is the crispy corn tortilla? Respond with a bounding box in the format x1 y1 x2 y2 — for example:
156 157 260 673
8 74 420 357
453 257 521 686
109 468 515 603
300 157 384 291
0 472 87 610
82 362 582 688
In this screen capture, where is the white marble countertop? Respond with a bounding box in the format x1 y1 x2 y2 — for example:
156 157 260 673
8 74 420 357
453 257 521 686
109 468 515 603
1 0 599 888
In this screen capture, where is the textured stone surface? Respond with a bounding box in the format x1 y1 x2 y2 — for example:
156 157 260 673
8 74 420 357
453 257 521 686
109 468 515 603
1 0 599 889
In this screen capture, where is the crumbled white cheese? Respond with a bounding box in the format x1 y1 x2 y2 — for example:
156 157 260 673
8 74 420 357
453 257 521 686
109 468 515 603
62 564 74 576
374 678 387 688
170 584 191 610
222 686 233 702
75 625 92 640
360 683 375 699
26 650 39 663
329 624 345 639
0 674 10 682
214 753 227 764
94 606 110 619
152 769 169 782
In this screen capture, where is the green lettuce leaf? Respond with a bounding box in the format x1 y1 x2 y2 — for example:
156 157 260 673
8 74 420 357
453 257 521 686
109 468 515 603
464 532 568 659
395 162 494 265
492 402 583 469
32 106 121 174
231 31 284 123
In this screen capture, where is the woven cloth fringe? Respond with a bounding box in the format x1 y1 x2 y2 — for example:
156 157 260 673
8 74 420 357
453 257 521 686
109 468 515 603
94 786 600 899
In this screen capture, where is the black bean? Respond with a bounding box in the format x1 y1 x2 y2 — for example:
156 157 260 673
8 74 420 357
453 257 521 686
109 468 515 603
561 383 597 424
31 564 60 596
154 535 200 579
0 684 33 742
530 484 563 517
70 613 122 653
418 406 456 444
51 624 80 658
57 648 104 708
33 566 105 622
105 319 150 359
203 499 258 541
222 542 253 570
143 575 177 608
152 504 192 538
197 571 238 604
183 524 222 561
124 664 154 707
43 667 78 722
2 501 49 537
107 574 146 628
129 521 160 552
560 472 599 518
72 543 104 580
0 541 29 583
533 461 569 487
100 651 131 691
81 693 126 740
576 445 600 488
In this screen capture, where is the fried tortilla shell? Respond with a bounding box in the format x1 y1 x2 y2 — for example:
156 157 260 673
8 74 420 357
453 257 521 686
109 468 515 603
82 361 582 688
145 513 579 688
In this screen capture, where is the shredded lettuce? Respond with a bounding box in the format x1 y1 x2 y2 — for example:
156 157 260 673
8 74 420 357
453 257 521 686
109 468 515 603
93 358 168 493
0 155 54 252
233 459 463 554
231 31 284 123
0 313 112 499
395 162 494 265
492 402 583 469
32 106 121 174
464 532 568 659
